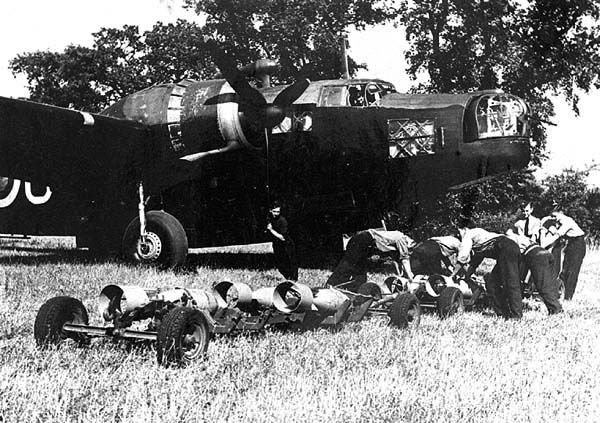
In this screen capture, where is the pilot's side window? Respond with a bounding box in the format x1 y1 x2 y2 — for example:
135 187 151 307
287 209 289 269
348 85 366 107
320 86 348 107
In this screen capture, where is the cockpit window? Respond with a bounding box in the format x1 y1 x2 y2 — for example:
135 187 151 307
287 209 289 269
365 83 381 106
320 82 397 107
321 86 348 107
348 85 366 106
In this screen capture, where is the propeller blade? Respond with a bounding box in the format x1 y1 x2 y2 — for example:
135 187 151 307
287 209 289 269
273 79 310 107
222 67 267 108
206 41 267 108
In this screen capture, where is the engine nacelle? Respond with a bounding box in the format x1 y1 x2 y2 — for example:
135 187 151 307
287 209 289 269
100 79 262 164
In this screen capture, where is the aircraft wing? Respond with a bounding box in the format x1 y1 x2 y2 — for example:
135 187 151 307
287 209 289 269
0 96 159 201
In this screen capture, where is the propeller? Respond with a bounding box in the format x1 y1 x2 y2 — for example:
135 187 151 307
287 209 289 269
204 40 311 204
207 41 310 132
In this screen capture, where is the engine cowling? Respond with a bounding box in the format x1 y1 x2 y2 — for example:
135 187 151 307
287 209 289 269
100 79 262 161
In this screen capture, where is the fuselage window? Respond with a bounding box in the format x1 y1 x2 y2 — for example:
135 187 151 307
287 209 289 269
388 119 436 158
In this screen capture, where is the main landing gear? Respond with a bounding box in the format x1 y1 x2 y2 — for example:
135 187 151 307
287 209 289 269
121 183 188 269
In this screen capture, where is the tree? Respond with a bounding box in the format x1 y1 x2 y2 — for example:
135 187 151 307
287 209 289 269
9 46 107 111
400 0 600 166
540 168 593 230
187 0 397 82
408 170 543 239
10 21 215 111
11 1 396 110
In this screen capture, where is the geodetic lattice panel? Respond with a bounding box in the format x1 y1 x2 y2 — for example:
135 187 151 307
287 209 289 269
387 119 435 158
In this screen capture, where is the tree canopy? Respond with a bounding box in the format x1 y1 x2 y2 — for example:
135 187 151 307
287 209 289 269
10 21 215 111
184 0 397 82
10 1 396 111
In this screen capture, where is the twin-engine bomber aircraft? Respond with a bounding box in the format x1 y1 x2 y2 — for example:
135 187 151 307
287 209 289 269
0 57 531 268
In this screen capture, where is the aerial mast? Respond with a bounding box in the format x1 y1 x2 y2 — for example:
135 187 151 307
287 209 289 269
340 33 350 79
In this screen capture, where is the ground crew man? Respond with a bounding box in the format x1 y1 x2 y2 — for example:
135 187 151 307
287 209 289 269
452 218 522 319
326 228 415 291
513 201 542 243
505 229 563 314
266 202 298 281
410 236 460 276
541 210 586 300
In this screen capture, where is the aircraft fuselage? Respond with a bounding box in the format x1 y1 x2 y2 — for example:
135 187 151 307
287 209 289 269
0 77 530 257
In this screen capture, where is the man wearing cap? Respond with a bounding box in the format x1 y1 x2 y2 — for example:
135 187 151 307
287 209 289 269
541 210 586 300
326 228 416 291
452 218 522 319
505 229 562 314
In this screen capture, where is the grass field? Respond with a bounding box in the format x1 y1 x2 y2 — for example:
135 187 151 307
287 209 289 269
0 241 599 422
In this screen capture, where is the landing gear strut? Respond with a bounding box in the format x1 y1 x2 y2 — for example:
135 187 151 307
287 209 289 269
121 182 189 269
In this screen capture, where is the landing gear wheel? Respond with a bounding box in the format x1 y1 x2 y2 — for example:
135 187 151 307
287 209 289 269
157 307 210 367
34 296 89 347
388 293 421 329
122 211 188 269
437 287 464 319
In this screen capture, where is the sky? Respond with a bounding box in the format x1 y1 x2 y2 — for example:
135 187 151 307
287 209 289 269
1 0 598 186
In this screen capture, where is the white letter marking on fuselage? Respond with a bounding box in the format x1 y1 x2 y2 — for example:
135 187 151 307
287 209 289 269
0 179 52 208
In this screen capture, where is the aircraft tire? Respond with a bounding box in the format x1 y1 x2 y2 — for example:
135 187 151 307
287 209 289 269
122 211 189 269
34 296 89 347
388 293 420 329
437 286 465 319
156 306 210 367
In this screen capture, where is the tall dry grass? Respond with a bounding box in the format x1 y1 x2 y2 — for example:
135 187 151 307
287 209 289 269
0 241 599 422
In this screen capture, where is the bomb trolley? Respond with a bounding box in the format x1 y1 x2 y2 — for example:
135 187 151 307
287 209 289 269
355 272 486 319
34 281 421 367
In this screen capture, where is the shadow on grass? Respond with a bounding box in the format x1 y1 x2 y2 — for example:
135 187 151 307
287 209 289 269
0 246 343 272
0 248 117 267
185 249 342 272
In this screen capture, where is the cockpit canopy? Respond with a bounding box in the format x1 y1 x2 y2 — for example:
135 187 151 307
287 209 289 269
319 81 396 107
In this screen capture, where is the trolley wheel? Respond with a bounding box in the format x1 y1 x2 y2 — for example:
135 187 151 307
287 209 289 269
34 296 89 347
437 286 465 319
157 307 210 367
388 293 421 329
